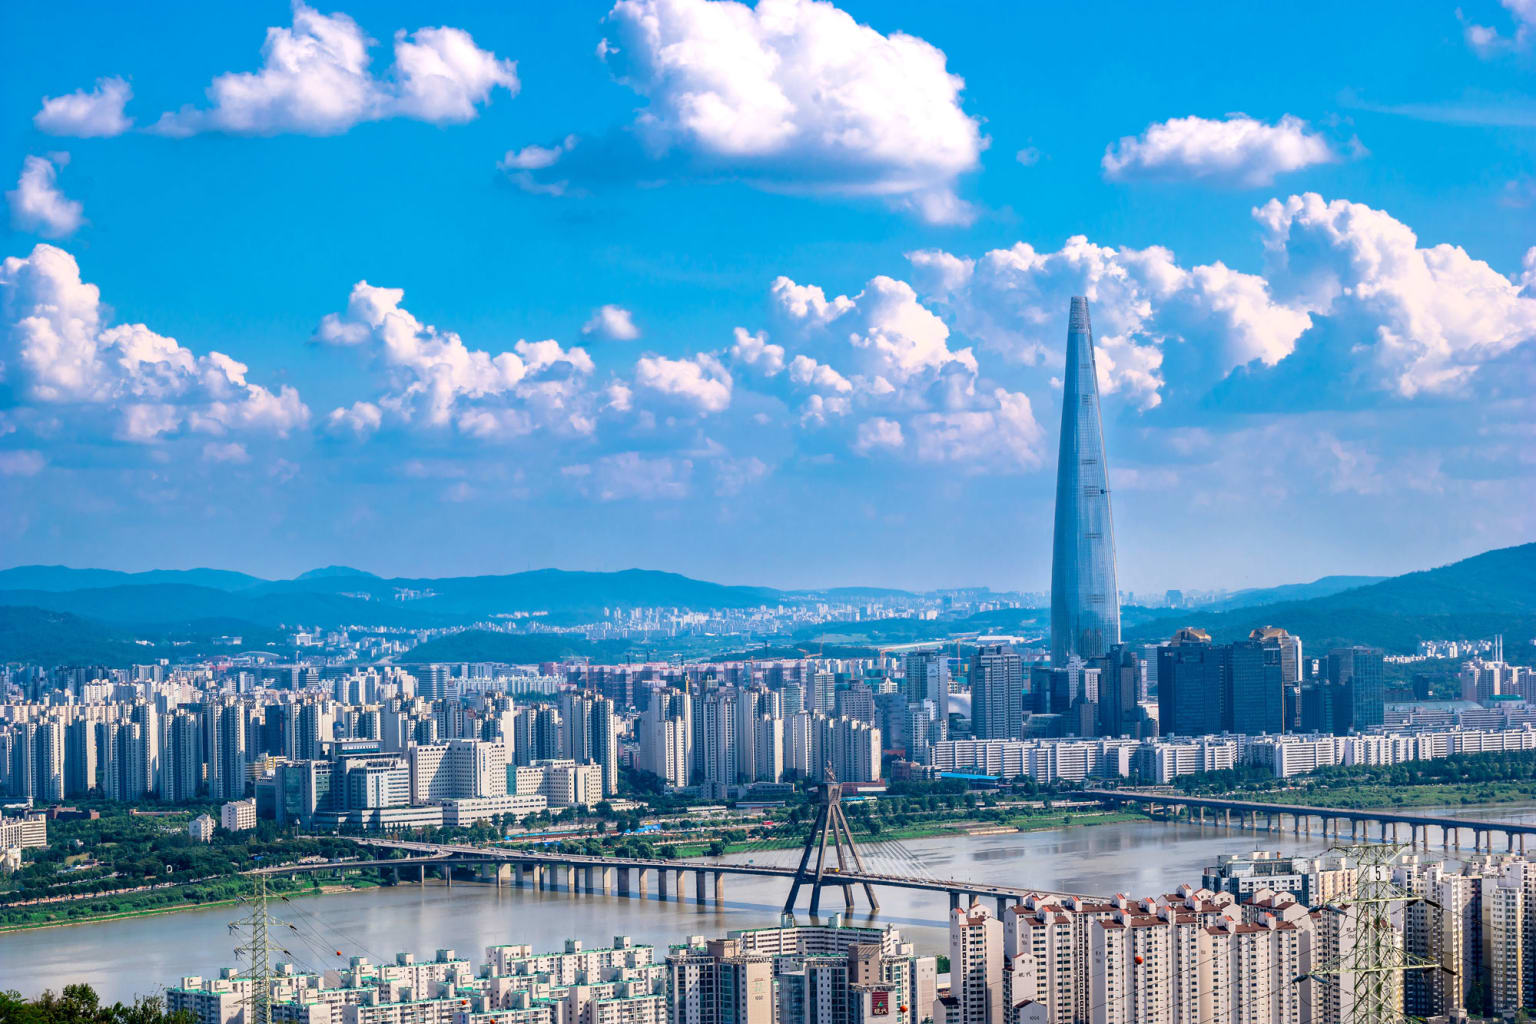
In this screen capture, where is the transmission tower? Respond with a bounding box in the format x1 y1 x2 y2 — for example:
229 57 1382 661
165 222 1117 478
231 872 278 1024
1303 843 1437 1024
782 763 879 917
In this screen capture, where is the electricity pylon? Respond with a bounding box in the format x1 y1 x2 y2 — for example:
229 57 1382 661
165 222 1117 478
231 872 277 1024
1302 843 1437 1024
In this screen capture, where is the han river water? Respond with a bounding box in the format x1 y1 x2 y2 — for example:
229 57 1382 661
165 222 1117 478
6 802 1536 1001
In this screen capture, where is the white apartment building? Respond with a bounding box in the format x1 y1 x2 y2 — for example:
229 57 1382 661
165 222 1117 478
221 798 257 832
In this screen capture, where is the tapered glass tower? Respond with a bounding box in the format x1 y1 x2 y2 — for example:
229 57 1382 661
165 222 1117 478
1050 297 1120 664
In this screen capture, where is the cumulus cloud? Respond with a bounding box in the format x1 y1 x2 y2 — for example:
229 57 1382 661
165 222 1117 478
34 77 134 137
582 304 641 340
7 155 84 239
314 280 599 439
518 0 984 222
906 193 1535 412
634 352 733 413
1464 0 1535 55
1102 114 1336 187
0 244 308 442
852 416 902 454
909 236 1309 409
726 271 1044 467
1253 192 1536 398
152 2 517 136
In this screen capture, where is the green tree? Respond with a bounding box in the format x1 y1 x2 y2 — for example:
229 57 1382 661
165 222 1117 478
0 984 193 1024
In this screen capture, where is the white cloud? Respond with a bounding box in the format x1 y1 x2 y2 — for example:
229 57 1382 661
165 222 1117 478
729 327 785 375
1015 147 1040 166
1102 114 1336 187
503 137 579 171
324 400 383 439
908 234 1310 409
634 352 733 413
0 450 46 477
568 451 693 500
909 388 1043 467
726 271 1045 467
0 244 308 442
582 304 641 340
34 77 133 137
152 3 517 137
7 155 84 239
1464 0 1535 55
1254 192 1536 397
595 0 985 222
315 280 599 438
852 416 902 454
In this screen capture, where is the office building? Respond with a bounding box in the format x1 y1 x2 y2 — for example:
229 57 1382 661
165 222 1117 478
1050 297 1121 665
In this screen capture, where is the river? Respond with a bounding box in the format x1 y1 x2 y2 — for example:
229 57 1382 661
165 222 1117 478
6 801 1536 1002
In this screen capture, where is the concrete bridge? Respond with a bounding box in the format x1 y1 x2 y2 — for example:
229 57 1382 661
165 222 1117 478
255 836 1104 918
1084 788 1536 853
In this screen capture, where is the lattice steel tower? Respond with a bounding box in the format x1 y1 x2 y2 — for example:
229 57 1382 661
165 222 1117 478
232 873 277 1024
1305 843 1437 1024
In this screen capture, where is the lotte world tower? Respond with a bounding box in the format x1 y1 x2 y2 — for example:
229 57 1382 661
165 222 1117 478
1050 296 1121 664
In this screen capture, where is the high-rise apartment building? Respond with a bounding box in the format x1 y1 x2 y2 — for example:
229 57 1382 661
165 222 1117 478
949 903 1003 1024
971 646 1024 741
1050 297 1120 666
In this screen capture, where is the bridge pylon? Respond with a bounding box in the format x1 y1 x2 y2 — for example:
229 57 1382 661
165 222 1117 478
782 765 879 917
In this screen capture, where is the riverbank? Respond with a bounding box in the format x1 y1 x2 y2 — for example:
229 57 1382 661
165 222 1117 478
1213 781 1536 812
0 876 384 933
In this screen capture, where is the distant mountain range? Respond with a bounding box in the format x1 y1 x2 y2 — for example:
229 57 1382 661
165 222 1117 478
0 566 780 630
0 542 1530 664
1192 575 1387 613
1127 543 1536 652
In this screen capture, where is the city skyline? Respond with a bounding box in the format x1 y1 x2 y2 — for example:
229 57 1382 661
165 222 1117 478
1 1 1533 593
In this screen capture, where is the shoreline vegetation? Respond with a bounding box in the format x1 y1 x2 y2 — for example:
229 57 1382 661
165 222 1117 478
0 805 1141 933
10 751 1536 934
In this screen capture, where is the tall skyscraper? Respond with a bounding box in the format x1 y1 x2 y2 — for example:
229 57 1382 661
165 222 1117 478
1050 296 1121 665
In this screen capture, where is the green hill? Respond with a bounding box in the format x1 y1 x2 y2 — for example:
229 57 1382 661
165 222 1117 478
0 607 150 664
1128 542 1536 653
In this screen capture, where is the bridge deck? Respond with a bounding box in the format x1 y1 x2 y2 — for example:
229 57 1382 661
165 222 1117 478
1084 789 1536 835
255 837 1104 903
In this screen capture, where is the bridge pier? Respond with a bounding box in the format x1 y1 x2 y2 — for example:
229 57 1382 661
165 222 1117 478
949 891 960 911
1508 832 1515 852
695 869 707 905
996 896 1008 917
496 864 510 889
715 871 724 902
617 867 630 896
657 868 670 901
638 868 647 896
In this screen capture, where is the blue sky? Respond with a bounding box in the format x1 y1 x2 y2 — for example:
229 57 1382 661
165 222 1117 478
1 0 1533 592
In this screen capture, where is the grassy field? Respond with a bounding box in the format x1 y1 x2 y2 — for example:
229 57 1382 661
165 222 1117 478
1229 781 1536 812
